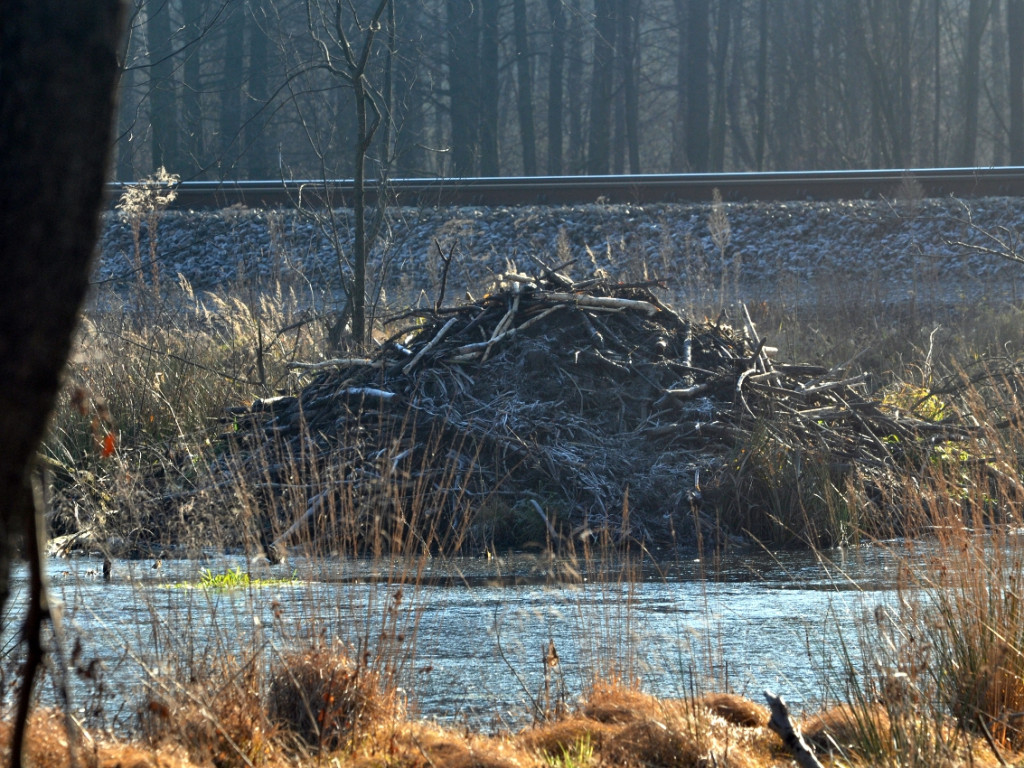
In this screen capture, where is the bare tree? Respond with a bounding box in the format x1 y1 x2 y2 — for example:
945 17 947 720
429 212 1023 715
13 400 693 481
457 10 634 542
221 1 246 169
959 0 993 165
587 0 617 174
480 0 501 175
710 0 735 172
0 1 126 764
685 0 710 172
513 0 537 175
546 0 566 174
307 0 393 347
447 0 480 175
147 0 179 169
1009 0 1024 162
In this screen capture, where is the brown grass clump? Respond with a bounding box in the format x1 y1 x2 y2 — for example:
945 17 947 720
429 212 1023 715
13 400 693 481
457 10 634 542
693 693 767 728
0 710 82 768
516 716 615 756
520 684 768 768
580 683 668 724
800 703 891 755
382 722 525 768
266 647 396 753
0 710 198 768
601 717 760 768
601 719 703 767
140 659 281 768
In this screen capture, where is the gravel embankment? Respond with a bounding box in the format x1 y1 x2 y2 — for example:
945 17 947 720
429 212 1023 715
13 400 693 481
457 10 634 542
95 196 1024 308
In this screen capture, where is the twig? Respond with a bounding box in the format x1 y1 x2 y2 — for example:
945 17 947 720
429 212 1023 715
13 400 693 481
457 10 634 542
287 357 376 371
403 316 458 375
433 239 455 313
543 292 659 315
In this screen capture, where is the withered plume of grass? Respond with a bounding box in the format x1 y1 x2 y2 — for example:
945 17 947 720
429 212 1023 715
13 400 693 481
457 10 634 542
117 167 179 302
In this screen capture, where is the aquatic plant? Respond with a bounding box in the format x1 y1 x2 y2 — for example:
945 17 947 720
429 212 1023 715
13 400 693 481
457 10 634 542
164 567 299 591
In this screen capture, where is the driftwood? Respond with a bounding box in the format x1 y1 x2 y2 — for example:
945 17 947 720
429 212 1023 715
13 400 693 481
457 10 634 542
764 690 825 768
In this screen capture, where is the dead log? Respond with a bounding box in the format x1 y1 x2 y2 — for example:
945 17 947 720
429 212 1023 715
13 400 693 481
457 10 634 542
763 690 824 768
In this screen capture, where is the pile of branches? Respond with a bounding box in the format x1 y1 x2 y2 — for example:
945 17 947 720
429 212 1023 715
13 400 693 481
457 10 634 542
212 269 974 554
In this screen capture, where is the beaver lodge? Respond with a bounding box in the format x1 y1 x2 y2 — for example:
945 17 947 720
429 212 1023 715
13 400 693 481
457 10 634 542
194 265 996 559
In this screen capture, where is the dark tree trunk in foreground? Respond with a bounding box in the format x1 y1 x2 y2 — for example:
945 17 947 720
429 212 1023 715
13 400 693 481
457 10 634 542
0 0 126 762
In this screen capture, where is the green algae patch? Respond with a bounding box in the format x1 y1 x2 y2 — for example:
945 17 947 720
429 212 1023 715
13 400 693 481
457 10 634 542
164 566 300 591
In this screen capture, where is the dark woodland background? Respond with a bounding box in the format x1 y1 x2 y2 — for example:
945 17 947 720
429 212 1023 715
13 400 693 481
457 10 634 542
118 0 1024 181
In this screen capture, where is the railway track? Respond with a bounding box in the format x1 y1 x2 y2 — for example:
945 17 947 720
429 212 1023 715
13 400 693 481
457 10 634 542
111 166 1024 209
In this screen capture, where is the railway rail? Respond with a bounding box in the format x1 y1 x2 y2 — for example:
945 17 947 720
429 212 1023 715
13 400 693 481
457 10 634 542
111 166 1024 209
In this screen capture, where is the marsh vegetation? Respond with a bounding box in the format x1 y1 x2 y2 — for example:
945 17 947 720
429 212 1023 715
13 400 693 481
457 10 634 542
8 198 1024 766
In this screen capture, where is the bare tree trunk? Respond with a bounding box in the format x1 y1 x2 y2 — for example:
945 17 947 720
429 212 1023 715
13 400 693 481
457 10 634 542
934 0 943 165
181 0 206 176
447 0 479 175
147 0 179 171
620 0 641 173
247 0 273 178
546 0 566 174
587 0 616 174
513 0 537 175
897 0 913 165
0 1 126 763
755 0 768 170
710 0 734 172
726 1 755 168
480 0 500 175
685 0 710 172
612 2 627 174
220 1 245 172
1009 0 1024 162
959 0 992 165
670 0 687 170
567 0 585 172
799 0 820 167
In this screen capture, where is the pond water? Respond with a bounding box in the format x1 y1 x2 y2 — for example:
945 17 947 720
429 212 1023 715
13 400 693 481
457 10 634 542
2 542 927 732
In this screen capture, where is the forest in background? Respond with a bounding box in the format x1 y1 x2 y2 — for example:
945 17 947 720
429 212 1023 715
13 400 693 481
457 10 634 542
117 0 1024 182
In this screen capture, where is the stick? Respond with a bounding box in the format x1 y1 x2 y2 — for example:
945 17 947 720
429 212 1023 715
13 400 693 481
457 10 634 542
763 690 824 768
742 302 771 373
287 357 376 371
433 239 455 313
543 292 659 315
403 316 458 375
270 490 330 553
451 304 563 361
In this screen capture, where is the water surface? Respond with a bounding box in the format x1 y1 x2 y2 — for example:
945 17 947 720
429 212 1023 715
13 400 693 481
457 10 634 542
3 543 922 731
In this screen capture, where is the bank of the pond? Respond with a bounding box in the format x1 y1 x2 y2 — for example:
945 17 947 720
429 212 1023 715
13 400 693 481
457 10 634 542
96 196 1024 307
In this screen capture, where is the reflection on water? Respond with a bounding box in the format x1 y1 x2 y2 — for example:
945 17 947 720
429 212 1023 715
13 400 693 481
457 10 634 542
2 543 923 731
